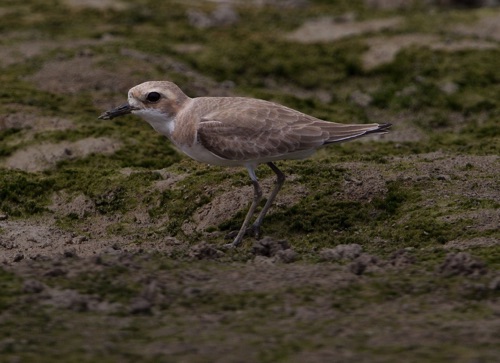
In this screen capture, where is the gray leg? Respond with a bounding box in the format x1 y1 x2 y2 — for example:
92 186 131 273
251 162 285 237
231 179 262 247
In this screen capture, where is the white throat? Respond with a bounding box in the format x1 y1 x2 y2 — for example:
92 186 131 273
133 109 175 137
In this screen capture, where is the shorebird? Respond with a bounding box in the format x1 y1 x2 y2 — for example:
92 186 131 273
99 81 390 247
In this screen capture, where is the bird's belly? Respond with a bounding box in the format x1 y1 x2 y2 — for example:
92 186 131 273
178 142 244 167
177 142 316 168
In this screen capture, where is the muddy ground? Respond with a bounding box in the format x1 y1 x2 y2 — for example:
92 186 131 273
0 1 499 362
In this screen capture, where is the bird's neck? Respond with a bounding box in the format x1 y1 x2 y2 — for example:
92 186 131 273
134 108 176 138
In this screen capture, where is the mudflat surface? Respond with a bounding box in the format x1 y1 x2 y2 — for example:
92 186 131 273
0 1 498 362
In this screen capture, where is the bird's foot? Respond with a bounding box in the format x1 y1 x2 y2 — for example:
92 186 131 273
251 224 262 239
224 230 238 240
222 225 262 249
225 225 261 241
221 242 238 250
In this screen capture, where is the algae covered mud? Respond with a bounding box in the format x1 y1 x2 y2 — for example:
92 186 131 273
0 1 499 362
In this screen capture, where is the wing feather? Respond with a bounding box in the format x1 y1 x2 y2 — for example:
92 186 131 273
196 98 388 161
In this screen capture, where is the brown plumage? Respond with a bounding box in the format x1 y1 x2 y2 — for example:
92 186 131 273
195 97 389 161
99 81 391 247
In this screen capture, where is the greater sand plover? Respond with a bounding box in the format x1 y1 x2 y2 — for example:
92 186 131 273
99 81 391 247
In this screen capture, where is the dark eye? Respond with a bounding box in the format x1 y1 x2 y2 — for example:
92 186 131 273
146 92 161 103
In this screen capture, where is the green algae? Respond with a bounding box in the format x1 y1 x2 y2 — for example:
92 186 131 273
0 170 54 216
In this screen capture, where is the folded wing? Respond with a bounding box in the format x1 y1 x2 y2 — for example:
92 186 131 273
197 98 390 161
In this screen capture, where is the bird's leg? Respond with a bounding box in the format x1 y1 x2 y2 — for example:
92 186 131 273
230 179 262 247
251 162 285 238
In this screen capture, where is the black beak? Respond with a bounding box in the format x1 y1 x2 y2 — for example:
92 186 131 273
98 104 138 120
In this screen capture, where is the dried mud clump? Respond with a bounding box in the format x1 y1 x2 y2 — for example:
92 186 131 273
348 254 382 275
188 242 225 260
319 244 363 262
252 236 298 263
388 249 416 268
438 252 487 277
321 247 415 273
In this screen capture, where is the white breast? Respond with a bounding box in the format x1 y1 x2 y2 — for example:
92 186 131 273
133 109 175 138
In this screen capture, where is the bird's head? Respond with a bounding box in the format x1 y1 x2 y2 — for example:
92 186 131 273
98 81 190 120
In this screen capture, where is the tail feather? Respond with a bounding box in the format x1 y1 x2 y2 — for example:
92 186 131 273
324 123 391 144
